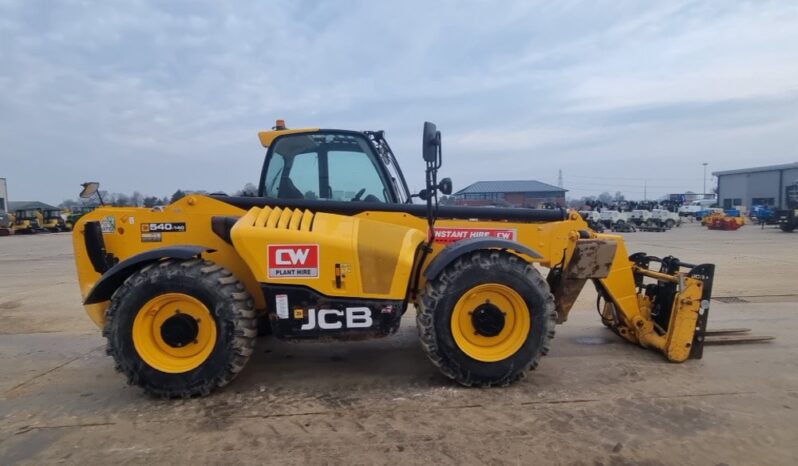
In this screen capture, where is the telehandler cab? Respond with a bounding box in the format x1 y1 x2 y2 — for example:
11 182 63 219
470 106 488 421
73 121 721 397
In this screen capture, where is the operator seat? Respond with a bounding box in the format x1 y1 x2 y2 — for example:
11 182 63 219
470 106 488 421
277 177 304 199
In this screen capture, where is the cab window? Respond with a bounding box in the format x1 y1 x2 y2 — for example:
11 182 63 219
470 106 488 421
262 133 392 202
287 152 320 199
327 150 388 202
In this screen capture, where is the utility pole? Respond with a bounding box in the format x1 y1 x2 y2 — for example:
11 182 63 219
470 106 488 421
557 169 563 189
643 180 647 201
702 162 708 197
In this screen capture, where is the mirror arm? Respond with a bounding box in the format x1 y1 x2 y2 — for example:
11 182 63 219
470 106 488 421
424 138 441 245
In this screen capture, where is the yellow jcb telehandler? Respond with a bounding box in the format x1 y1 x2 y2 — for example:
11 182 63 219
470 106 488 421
70 121 756 397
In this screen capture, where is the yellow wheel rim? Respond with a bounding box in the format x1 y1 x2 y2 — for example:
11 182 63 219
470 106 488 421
132 293 217 373
451 284 531 362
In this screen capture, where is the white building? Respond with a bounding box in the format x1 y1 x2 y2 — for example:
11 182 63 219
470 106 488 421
714 163 798 210
0 178 7 212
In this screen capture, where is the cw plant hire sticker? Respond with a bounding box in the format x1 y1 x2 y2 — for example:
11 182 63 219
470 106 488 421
267 244 320 278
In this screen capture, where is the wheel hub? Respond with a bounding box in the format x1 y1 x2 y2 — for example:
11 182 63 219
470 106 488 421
450 283 531 362
132 293 217 373
160 312 200 348
471 303 505 337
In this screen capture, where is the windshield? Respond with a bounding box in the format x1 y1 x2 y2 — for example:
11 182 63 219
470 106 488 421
260 132 395 203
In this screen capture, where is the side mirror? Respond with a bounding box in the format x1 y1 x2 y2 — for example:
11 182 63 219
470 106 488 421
438 177 452 195
422 121 441 163
79 182 100 199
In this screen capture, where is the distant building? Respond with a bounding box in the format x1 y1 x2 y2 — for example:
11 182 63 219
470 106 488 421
713 162 798 210
8 201 59 212
453 180 567 208
0 178 7 212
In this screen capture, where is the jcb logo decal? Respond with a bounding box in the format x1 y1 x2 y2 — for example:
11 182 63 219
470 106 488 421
300 307 373 330
268 244 319 278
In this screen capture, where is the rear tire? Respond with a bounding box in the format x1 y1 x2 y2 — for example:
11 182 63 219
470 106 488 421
104 259 257 398
781 223 796 232
417 251 556 387
665 219 675 229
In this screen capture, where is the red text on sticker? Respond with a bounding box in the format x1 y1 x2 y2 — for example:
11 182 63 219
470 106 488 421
434 227 517 244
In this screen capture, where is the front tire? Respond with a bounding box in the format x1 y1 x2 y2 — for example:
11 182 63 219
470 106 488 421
104 259 257 397
417 251 556 387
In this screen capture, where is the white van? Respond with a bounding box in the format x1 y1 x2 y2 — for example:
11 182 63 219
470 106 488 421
678 199 716 217
599 210 628 228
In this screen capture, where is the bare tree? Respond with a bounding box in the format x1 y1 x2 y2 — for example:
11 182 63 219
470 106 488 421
143 196 160 208
59 199 80 209
170 190 186 203
131 191 143 207
235 183 258 197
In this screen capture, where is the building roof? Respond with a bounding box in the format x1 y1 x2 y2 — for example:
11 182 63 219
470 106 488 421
8 201 59 211
713 162 798 177
455 180 566 195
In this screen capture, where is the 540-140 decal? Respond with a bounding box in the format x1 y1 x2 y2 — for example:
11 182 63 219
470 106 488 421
140 222 187 243
141 222 187 232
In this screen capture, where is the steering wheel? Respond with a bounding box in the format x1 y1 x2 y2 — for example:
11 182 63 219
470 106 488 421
351 188 366 201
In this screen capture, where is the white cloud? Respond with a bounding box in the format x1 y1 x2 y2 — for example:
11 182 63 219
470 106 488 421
0 0 796 203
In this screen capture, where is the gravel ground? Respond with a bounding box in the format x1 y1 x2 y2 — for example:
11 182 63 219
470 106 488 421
1 223 796 465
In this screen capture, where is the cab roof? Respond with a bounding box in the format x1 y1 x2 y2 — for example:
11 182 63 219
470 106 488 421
257 127 320 148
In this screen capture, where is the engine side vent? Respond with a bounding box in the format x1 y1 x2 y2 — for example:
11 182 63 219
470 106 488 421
248 207 314 231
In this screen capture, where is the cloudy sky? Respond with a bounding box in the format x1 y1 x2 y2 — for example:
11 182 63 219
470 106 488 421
1 0 797 204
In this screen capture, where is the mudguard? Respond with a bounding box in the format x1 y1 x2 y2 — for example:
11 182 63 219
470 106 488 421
424 237 542 281
83 245 213 305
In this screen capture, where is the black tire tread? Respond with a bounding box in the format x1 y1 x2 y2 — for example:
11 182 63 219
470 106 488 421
103 258 257 398
417 251 556 387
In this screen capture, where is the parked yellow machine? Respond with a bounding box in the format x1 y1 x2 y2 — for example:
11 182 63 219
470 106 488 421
71 121 720 397
12 208 41 234
40 208 67 232
0 211 13 236
65 206 96 231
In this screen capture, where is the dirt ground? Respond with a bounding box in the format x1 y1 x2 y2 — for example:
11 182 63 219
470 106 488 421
1 223 796 465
